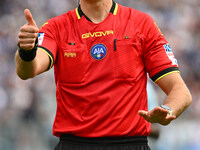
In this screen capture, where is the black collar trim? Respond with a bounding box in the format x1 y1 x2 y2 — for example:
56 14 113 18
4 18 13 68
77 1 116 22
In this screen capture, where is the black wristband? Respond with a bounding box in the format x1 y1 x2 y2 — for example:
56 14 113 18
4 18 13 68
18 38 38 62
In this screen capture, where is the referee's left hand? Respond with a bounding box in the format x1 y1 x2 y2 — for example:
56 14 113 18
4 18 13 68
138 106 176 125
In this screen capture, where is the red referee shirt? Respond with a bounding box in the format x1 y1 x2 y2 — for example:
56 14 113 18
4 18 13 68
38 2 179 137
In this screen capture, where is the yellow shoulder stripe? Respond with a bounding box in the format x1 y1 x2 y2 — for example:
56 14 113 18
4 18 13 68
154 71 180 83
38 48 54 70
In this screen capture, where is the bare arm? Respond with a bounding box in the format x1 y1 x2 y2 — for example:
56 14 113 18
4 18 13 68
138 73 192 125
15 49 50 80
156 72 192 118
15 9 50 80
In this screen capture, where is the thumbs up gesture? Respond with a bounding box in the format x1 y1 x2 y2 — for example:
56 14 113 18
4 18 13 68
18 9 39 50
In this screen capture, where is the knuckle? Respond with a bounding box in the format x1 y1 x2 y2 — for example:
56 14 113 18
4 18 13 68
31 43 35 48
18 39 22 43
30 27 37 33
34 27 39 32
20 44 25 49
18 32 25 38
27 45 33 50
20 43 34 50
18 32 22 38
34 28 39 33
33 27 37 32
20 25 26 31
31 38 35 43
34 33 38 38
19 27 23 31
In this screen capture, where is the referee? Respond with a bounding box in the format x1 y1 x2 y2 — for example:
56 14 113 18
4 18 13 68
15 0 192 150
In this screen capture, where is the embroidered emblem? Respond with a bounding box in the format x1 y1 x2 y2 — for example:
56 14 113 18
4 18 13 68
90 44 107 60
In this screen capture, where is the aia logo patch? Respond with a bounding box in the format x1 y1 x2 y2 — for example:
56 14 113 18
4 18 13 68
90 44 107 60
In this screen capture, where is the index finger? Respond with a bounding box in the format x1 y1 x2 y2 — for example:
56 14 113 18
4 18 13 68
20 25 39 33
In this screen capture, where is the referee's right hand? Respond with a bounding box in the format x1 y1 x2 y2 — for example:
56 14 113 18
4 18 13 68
18 9 39 51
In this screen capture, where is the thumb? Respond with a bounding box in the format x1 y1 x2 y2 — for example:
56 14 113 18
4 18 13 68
24 9 37 27
138 110 148 117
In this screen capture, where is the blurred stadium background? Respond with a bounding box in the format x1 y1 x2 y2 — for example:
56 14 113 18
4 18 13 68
0 0 200 150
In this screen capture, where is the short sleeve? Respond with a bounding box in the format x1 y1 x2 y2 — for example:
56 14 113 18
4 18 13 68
143 15 179 82
38 19 58 70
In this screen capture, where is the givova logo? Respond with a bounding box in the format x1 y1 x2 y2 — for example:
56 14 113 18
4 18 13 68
90 44 107 60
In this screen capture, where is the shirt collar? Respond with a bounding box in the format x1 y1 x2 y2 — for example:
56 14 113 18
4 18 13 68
75 1 118 21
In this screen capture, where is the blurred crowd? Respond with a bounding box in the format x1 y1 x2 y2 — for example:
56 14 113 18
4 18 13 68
0 0 199 150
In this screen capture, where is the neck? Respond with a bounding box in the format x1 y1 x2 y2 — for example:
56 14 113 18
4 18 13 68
80 0 113 23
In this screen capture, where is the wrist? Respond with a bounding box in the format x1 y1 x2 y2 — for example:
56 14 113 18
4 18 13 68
159 105 173 116
18 38 38 62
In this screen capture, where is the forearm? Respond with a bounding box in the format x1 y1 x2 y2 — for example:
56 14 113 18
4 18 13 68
15 48 50 80
139 73 191 125
163 82 192 118
15 50 37 80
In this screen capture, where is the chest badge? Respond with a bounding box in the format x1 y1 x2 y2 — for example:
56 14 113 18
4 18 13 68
90 44 107 60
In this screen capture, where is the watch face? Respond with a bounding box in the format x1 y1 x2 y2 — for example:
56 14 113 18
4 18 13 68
160 105 171 111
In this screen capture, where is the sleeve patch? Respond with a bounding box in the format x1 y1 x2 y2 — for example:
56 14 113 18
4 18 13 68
38 33 45 45
163 44 178 66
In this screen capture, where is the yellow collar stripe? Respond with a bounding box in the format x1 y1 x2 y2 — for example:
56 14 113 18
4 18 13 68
113 3 118 15
76 8 81 19
76 2 118 19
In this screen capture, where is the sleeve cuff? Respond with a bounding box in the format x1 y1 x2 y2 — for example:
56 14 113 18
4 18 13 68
151 67 180 82
38 46 54 70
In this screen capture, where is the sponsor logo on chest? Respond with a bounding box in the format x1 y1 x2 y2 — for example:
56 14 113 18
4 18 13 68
82 30 113 39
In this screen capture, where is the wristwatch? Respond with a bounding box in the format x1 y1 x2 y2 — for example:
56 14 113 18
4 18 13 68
159 105 173 116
